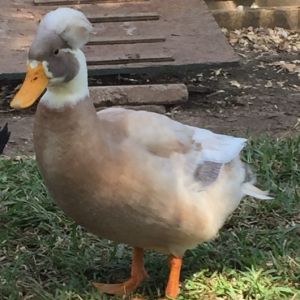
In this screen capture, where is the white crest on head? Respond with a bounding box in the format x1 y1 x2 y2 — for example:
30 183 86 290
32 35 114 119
38 7 93 49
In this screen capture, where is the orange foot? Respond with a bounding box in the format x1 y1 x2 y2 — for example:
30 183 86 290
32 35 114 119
93 247 148 296
165 256 183 299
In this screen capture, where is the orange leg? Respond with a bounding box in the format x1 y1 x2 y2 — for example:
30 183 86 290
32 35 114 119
93 247 148 296
165 256 183 299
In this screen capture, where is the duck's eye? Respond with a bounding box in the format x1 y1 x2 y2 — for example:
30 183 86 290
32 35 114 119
53 49 59 55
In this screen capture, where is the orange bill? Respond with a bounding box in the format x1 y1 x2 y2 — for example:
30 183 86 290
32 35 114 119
10 63 49 109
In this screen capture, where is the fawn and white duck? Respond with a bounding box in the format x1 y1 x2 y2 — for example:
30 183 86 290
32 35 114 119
11 8 271 298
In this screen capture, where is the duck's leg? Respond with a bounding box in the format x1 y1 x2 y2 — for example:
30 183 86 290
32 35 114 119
165 256 183 299
93 247 148 296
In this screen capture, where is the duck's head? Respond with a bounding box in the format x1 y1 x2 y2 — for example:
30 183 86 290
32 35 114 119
11 8 93 109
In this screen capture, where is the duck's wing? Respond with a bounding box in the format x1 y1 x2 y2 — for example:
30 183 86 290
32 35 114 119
98 107 194 156
97 107 246 164
0 123 10 154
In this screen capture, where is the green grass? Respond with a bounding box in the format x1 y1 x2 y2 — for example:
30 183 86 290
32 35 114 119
0 136 299 300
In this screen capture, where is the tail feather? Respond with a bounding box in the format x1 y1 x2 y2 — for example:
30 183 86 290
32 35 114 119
242 182 273 200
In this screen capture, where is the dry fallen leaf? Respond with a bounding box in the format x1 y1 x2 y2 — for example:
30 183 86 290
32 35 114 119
230 80 241 88
224 27 300 53
214 68 222 76
290 84 300 91
279 61 296 73
265 81 273 88
294 118 300 128
270 61 300 74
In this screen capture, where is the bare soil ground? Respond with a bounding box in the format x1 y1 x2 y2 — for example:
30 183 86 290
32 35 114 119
0 28 299 156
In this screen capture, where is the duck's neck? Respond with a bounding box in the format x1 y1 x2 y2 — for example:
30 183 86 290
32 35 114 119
40 49 89 109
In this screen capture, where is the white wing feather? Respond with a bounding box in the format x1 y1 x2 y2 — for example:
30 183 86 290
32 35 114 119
190 127 247 164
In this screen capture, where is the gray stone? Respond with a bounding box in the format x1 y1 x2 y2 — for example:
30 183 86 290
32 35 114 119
97 105 166 114
90 84 188 107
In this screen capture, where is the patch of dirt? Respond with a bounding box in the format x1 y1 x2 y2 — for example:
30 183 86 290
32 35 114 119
0 115 34 156
173 51 300 137
0 28 299 156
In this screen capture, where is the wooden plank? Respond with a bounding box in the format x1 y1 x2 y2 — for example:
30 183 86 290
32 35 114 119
88 13 159 23
87 56 174 65
87 37 165 45
84 41 173 67
90 22 160 39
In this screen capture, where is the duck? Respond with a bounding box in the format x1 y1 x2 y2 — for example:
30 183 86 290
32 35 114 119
0 123 10 154
11 7 271 298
